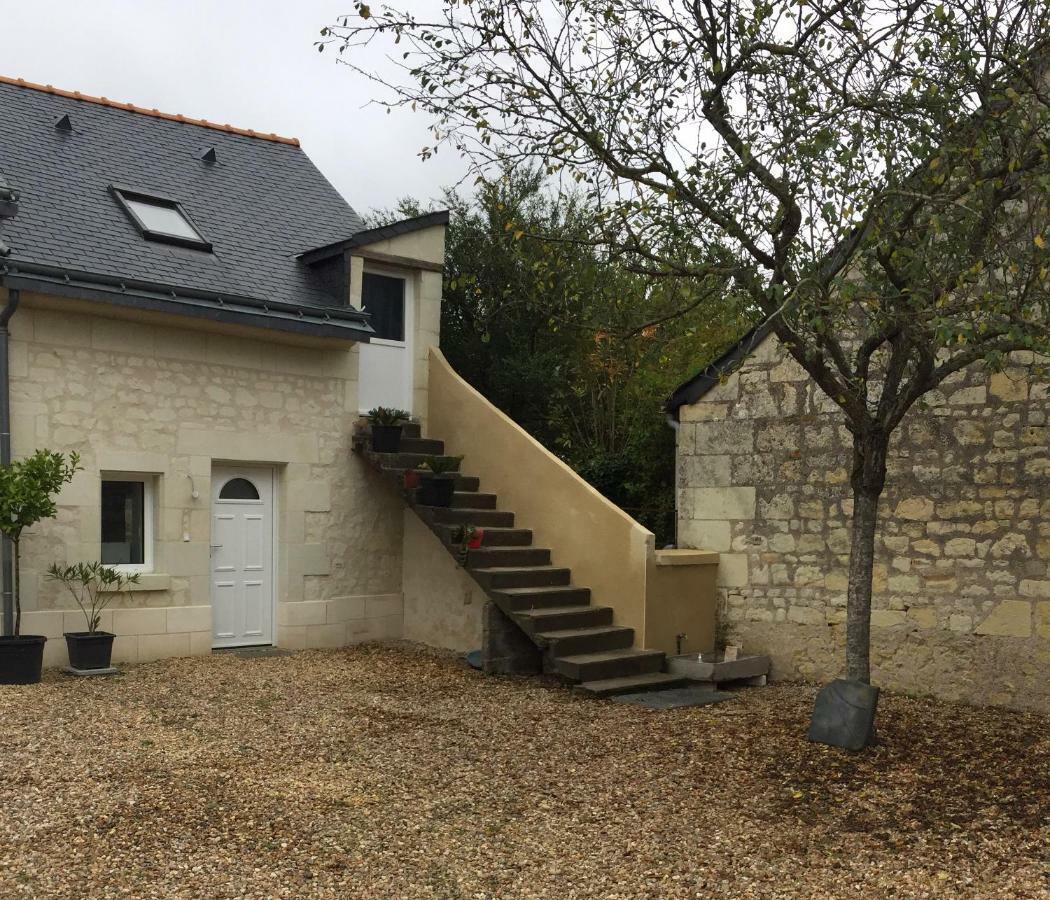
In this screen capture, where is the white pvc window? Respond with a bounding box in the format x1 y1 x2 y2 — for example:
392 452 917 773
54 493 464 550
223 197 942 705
101 473 155 572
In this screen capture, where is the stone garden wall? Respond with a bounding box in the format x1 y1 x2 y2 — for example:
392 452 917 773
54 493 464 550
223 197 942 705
676 334 1050 711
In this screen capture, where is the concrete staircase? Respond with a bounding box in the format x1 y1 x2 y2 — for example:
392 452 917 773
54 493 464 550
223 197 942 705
354 422 688 697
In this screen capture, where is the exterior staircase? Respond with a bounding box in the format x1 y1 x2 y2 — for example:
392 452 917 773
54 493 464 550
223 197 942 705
353 422 689 697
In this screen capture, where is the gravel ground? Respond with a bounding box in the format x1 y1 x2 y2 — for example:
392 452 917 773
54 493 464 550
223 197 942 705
0 644 1047 899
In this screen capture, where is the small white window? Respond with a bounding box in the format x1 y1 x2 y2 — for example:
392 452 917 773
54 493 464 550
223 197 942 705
111 185 212 251
101 474 155 572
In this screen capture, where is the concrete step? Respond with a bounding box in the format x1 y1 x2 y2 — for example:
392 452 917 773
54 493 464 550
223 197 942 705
575 671 690 698
536 625 634 656
377 468 478 492
430 507 515 527
451 491 497 509
552 648 665 682
493 585 591 611
514 605 614 634
471 566 571 590
400 437 445 454
467 547 552 568
376 451 463 470
436 524 532 546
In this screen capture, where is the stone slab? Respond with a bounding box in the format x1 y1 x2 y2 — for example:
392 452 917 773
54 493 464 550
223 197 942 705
64 666 119 677
611 685 735 709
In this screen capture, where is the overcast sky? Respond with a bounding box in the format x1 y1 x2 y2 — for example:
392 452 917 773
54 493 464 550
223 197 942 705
2 0 469 215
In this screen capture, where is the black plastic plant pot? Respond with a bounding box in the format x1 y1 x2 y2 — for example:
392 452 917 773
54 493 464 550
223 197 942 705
0 635 47 685
370 424 403 453
418 473 456 507
65 632 115 671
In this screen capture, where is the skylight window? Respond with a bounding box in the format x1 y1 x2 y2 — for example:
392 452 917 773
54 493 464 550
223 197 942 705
111 186 212 251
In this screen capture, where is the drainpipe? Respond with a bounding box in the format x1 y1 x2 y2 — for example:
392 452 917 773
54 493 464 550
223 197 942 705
0 289 18 636
0 172 19 635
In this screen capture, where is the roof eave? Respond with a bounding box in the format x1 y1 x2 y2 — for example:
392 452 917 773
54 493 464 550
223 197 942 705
1 263 374 344
298 210 450 266
665 320 777 419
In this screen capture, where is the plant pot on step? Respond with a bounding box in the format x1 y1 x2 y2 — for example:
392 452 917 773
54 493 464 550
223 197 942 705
370 424 404 453
64 631 116 671
418 473 456 507
0 635 48 685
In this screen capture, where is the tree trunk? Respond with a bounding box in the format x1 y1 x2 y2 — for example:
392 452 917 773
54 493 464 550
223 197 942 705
845 430 889 684
12 538 20 637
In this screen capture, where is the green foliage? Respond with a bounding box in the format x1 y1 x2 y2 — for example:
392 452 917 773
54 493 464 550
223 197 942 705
372 170 745 542
419 455 464 476
45 562 140 634
367 406 411 426
0 450 81 543
0 450 81 636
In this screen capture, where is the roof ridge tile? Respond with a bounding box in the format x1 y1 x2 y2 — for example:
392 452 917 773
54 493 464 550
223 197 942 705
0 74 300 146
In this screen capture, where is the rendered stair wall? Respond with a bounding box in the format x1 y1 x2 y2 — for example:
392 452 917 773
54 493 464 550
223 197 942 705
426 347 719 656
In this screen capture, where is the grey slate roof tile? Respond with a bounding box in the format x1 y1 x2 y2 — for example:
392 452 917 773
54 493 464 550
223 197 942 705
0 80 366 308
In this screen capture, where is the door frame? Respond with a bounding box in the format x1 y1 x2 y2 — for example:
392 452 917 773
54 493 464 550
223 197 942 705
209 463 278 649
358 262 415 414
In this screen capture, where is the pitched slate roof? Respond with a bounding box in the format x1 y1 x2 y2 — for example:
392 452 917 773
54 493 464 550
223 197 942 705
0 76 374 337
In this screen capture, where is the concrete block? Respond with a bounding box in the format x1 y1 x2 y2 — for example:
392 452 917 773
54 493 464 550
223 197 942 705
677 519 732 552
364 593 403 619
188 631 213 656
326 595 366 623
277 600 327 628
112 607 168 636
305 622 347 649
481 602 541 676
277 625 307 650
166 606 211 634
716 553 749 587
688 487 756 520
138 632 190 662
110 635 139 664
975 600 1032 638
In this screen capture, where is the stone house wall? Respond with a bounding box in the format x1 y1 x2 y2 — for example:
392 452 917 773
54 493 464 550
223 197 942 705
675 334 1050 712
8 292 407 667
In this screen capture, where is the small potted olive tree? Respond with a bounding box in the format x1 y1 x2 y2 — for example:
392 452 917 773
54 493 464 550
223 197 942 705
417 455 463 507
47 562 139 672
367 407 411 453
0 450 81 685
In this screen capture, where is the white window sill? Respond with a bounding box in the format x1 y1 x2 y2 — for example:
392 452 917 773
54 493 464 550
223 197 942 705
100 573 171 592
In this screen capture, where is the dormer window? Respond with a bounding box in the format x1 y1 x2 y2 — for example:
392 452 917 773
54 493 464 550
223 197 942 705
111 185 212 251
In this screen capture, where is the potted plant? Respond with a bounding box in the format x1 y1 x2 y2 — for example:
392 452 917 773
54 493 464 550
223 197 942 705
454 524 485 565
46 562 139 672
0 450 81 685
367 407 411 453
417 455 463 507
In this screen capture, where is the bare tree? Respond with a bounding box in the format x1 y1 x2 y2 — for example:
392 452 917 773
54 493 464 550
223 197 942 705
322 0 1050 684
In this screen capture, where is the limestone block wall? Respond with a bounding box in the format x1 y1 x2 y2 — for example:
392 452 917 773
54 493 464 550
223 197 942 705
7 290 406 664
676 333 1050 712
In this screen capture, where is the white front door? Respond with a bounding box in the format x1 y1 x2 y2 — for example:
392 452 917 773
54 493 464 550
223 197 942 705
210 466 275 648
358 268 415 414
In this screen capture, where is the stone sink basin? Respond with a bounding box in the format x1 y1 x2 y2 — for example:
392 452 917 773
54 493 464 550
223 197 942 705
668 652 770 685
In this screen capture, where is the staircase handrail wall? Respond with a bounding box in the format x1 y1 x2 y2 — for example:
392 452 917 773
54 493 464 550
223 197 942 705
428 347 717 650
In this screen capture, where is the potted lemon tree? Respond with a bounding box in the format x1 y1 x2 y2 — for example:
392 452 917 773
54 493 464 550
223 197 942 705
0 450 81 684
